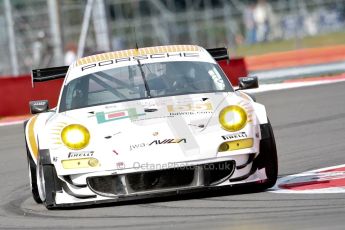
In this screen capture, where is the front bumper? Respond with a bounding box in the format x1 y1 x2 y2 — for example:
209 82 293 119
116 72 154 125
51 153 267 208
45 123 274 208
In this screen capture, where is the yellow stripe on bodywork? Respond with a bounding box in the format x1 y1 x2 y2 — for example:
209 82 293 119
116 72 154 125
238 92 253 101
27 116 39 160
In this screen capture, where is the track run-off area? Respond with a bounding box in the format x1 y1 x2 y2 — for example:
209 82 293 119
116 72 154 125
0 81 345 230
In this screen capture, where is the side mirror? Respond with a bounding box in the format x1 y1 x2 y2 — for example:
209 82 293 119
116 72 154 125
29 100 49 114
238 76 259 90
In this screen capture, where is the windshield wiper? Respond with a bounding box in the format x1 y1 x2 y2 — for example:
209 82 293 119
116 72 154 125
137 60 151 98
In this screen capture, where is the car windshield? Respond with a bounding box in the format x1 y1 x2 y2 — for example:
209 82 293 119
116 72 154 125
59 61 233 111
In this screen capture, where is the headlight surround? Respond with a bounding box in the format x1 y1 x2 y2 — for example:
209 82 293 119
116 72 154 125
219 105 247 132
61 124 90 150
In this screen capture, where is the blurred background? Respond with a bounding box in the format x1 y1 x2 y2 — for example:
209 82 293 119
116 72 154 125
0 0 344 76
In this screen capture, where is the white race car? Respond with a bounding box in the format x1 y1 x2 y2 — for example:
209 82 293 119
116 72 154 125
24 45 278 209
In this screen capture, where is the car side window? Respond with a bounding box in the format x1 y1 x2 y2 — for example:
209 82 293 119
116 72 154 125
64 79 79 110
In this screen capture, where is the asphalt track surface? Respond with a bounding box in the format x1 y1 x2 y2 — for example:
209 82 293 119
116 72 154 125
1 81 345 230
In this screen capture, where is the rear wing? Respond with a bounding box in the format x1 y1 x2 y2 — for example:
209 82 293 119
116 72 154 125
31 66 69 87
206 47 229 61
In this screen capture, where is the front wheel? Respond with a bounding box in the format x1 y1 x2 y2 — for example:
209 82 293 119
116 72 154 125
36 155 59 209
254 119 278 189
27 153 42 203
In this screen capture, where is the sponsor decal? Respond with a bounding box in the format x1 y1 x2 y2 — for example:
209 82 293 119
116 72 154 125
81 52 200 71
130 138 187 151
222 132 247 140
96 108 145 124
33 101 47 106
116 162 125 169
170 111 213 116
68 151 94 158
149 139 186 145
144 108 158 112
188 123 205 128
104 132 122 139
167 102 212 112
130 143 146 150
167 102 213 115
271 164 345 194
131 115 174 122
136 97 205 107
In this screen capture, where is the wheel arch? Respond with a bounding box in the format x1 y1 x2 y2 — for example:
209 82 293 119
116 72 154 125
24 116 39 164
252 103 269 125
24 113 54 164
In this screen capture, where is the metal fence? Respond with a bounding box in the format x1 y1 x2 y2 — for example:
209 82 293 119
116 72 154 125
0 0 344 76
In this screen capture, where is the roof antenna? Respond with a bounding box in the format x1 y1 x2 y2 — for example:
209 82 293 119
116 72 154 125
133 26 139 50
125 7 140 50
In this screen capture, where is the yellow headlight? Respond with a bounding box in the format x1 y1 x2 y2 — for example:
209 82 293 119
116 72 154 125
61 124 90 150
219 105 247 132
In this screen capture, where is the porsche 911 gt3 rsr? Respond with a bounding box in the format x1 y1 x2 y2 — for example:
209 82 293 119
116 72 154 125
24 45 278 209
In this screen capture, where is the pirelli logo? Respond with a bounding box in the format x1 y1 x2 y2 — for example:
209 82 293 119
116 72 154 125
221 132 247 140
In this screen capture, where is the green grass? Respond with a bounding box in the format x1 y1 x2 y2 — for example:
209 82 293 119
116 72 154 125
234 31 345 57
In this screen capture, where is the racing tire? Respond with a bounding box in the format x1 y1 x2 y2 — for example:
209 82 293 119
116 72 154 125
26 151 42 204
37 155 58 209
254 119 278 190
